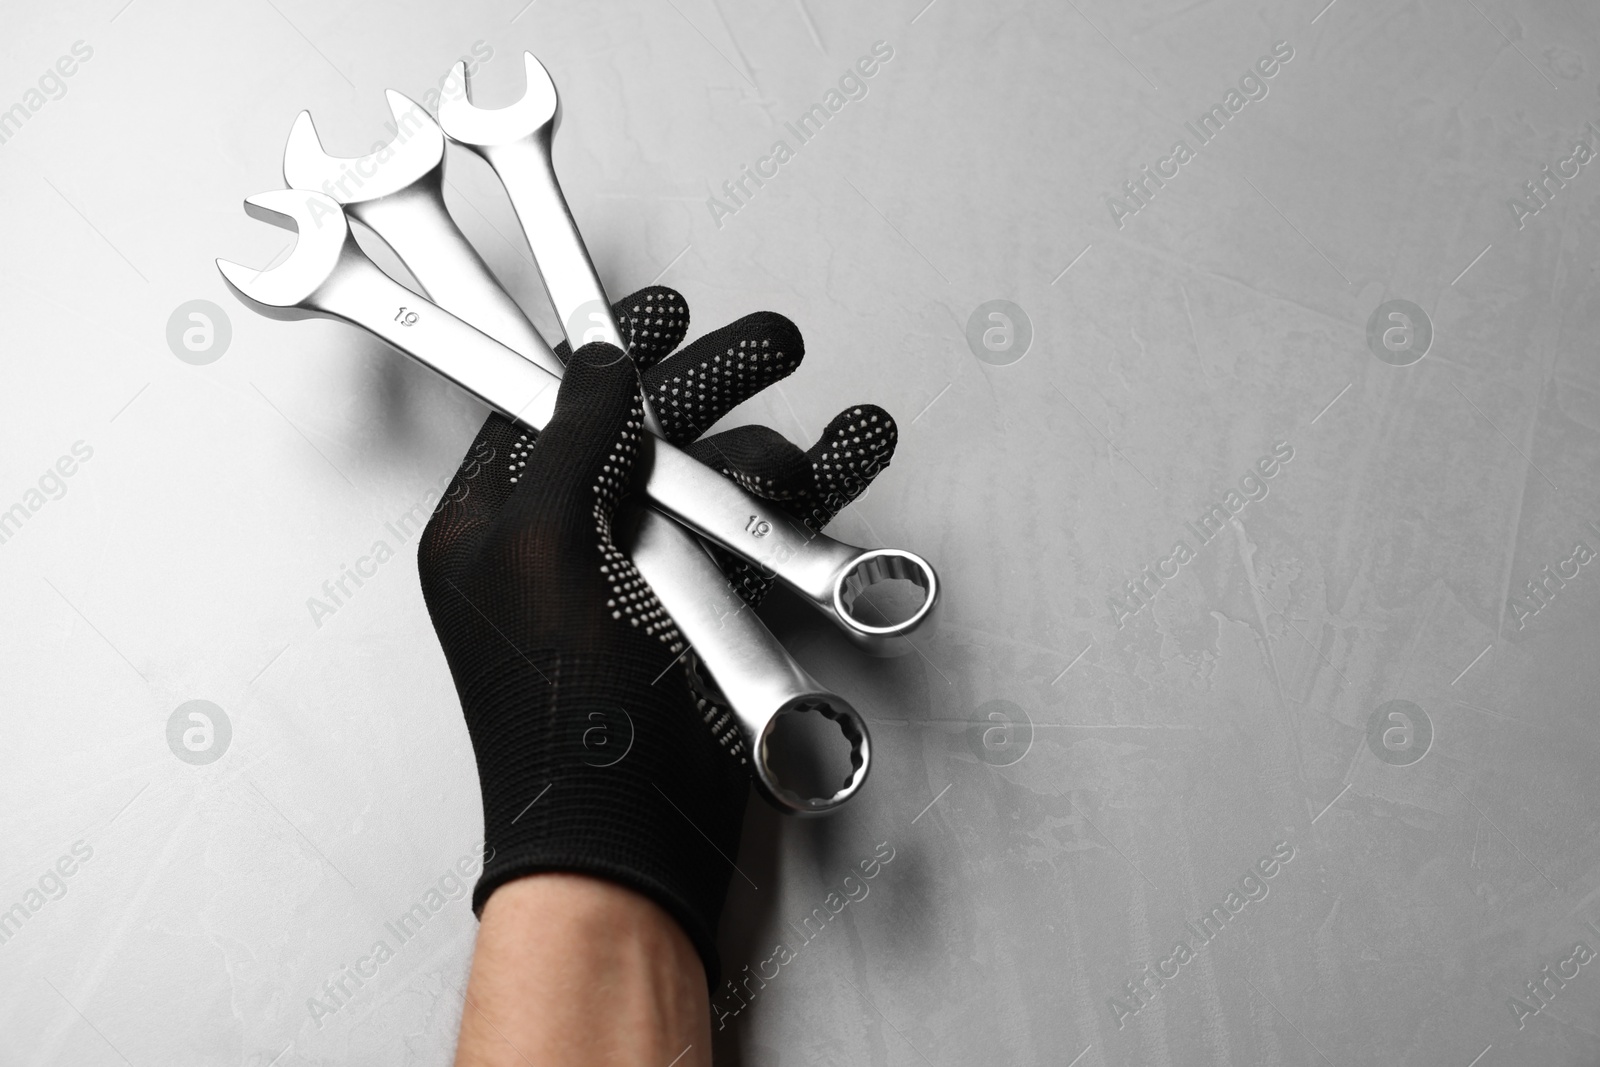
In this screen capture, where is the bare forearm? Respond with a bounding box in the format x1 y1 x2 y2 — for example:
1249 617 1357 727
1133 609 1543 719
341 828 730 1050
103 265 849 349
454 873 711 1067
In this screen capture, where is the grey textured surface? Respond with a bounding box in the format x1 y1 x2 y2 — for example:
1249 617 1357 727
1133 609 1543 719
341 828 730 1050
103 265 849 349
2 0 1599 1064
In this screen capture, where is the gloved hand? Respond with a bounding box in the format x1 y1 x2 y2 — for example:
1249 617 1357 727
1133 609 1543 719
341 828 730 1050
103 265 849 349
416 288 898 990
564 288 900 606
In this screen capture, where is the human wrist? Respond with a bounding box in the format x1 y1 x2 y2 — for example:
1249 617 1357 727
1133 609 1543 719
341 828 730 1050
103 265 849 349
460 872 710 1067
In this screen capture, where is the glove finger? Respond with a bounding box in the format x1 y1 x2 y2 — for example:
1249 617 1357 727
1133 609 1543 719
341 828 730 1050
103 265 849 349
642 311 804 446
685 425 810 607
552 287 690 372
685 423 811 503
684 405 895 606
614 286 691 371
801 404 899 529
691 404 899 527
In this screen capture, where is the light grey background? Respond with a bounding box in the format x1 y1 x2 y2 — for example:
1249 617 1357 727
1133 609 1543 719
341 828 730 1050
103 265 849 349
2 0 1598 1064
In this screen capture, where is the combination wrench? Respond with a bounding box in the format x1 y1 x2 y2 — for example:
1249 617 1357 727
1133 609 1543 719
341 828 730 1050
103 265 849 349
434 52 939 657
275 93 865 813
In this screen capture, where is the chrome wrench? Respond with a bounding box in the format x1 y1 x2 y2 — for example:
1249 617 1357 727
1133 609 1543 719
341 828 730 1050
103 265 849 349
282 94 867 811
220 188 866 814
284 90 563 379
435 52 939 656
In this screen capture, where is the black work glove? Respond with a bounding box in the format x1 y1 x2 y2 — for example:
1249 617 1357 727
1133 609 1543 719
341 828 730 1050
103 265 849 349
416 288 897 990
569 288 900 606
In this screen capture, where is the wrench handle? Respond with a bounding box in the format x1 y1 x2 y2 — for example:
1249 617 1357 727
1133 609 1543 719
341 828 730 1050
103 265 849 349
621 505 869 814
321 243 562 431
478 138 627 351
317 247 936 654
639 439 940 653
354 186 567 379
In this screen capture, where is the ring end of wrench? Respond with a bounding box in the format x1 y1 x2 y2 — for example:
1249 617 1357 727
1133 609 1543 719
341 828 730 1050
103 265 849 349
753 694 870 817
828 548 940 657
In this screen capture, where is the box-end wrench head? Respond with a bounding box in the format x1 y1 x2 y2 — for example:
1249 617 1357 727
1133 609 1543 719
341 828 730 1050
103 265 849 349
437 53 940 656
282 91 564 380
218 189 870 811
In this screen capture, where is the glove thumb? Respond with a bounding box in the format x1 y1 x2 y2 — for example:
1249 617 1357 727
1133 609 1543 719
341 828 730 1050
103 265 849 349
496 342 644 539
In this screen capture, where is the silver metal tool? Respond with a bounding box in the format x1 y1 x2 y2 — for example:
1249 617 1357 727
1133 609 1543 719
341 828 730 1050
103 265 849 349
436 52 625 351
284 90 564 380
435 51 939 656
220 188 867 814
281 95 868 812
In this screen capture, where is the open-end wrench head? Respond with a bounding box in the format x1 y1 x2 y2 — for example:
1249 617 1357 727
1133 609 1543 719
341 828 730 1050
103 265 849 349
283 90 445 203
436 51 559 147
216 189 350 311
